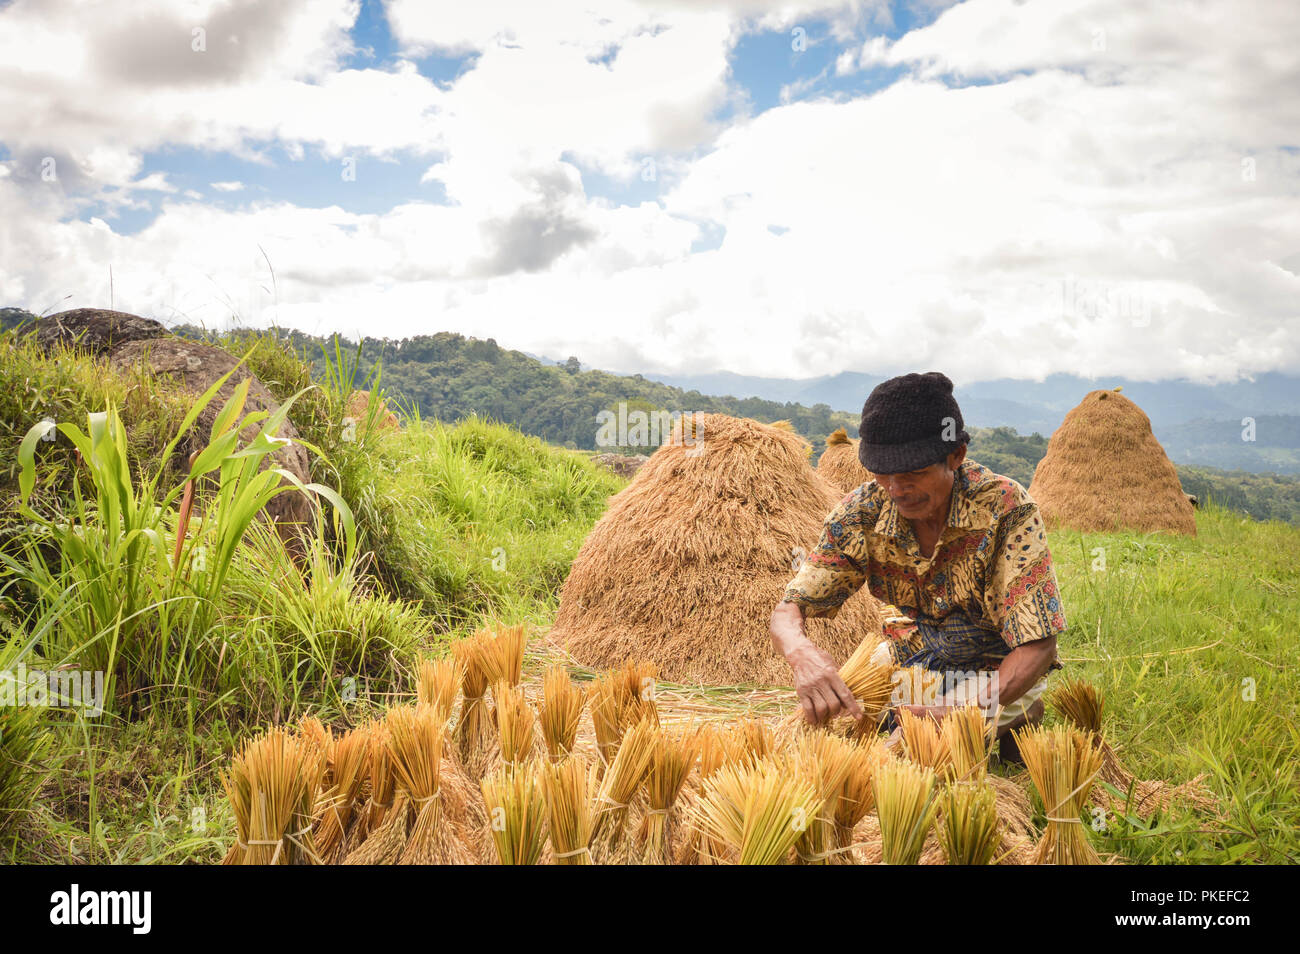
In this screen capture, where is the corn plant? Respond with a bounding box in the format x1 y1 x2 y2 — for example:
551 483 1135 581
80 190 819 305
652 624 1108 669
2 350 355 716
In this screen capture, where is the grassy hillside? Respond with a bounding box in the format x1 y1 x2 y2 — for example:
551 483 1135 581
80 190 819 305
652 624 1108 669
0 323 1295 865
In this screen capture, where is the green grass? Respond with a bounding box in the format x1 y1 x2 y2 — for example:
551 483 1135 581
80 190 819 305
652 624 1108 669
1043 499 1299 863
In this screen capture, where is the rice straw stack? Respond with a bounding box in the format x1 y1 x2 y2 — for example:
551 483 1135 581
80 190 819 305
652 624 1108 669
223 726 326 865
637 728 699 864
1014 723 1104 865
540 756 596 865
873 759 940 865
691 759 822 865
540 664 584 760
481 761 548 865
938 781 1002 865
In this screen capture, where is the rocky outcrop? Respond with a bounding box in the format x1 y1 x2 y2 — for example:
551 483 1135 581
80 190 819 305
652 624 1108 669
588 453 649 479
34 308 169 357
109 337 316 551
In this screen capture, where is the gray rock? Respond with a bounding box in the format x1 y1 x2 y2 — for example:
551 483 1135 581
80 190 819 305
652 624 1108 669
34 308 169 357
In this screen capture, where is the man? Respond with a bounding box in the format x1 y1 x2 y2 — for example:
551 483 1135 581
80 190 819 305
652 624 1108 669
769 371 1066 760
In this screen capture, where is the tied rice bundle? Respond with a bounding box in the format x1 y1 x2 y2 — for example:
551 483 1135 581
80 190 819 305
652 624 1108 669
780 639 895 735
365 720 396 832
476 624 529 688
540 664 584 760
540 756 596 865
691 759 822 865
830 739 883 862
1015 724 1104 865
637 729 699 864
898 708 952 777
590 717 657 863
492 681 537 768
388 704 474 865
223 726 326 865
314 726 371 863
873 759 940 865
452 636 495 778
938 781 1002 865
587 661 659 768
789 734 855 865
676 724 729 865
416 657 461 722
481 761 548 865
940 703 992 782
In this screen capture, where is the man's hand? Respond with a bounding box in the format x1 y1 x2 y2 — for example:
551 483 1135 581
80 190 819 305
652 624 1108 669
770 599 864 726
789 641 864 726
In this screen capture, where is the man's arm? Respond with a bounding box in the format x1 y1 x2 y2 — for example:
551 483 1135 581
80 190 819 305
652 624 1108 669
770 600 863 726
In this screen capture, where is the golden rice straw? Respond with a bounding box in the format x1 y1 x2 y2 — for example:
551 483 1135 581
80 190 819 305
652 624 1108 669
1049 678 1217 819
540 756 596 865
691 758 822 865
789 734 854 865
938 780 1002 865
452 635 496 778
940 703 992 782
1015 724 1104 865
481 761 548 865
587 662 658 769
540 664 584 760
637 728 699 864
675 724 729 865
416 656 461 722
365 719 396 832
315 725 371 863
830 738 883 862
590 717 656 863
476 623 529 688
873 759 940 865
492 680 537 768
388 704 474 865
223 727 326 865
780 638 895 734
898 708 952 777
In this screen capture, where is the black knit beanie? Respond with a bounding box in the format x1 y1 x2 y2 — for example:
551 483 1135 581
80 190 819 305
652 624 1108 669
858 371 970 474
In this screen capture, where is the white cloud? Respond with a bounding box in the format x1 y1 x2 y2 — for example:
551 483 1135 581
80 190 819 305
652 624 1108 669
210 181 245 192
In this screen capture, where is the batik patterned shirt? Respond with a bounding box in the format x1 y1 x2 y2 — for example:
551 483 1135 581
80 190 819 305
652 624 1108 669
783 459 1066 670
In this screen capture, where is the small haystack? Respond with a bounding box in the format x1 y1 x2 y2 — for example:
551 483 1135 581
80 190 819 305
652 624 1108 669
816 428 872 495
345 389 400 431
548 414 885 685
1028 388 1195 535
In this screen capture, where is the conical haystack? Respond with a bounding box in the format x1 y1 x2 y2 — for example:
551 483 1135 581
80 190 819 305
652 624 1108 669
1028 389 1195 535
817 428 872 494
548 414 885 685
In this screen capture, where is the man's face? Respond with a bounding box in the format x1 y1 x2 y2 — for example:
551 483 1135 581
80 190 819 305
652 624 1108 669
871 447 966 521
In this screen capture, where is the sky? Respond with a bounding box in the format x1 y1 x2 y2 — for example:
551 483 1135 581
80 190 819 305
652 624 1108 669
0 0 1297 385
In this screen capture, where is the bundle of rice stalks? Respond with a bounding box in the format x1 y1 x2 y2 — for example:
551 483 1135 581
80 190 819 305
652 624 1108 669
637 729 699 864
492 681 537 768
540 664 584 760
1028 388 1196 535
452 636 495 778
816 427 872 495
938 781 1002 865
314 726 371 863
416 656 461 722
1015 724 1104 865
940 703 992 782
898 708 951 777
477 623 529 687
540 756 597 865
550 413 885 686
1048 678 1217 819
590 717 657 863
587 661 659 767
691 758 822 865
223 727 326 865
717 718 776 767
364 719 396 833
782 638 896 734
789 734 856 865
481 761 548 865
873 759 940 865
389 703 474 865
